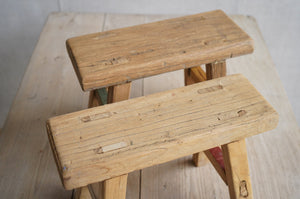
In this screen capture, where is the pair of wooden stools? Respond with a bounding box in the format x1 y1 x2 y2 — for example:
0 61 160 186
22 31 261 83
47 10 278 199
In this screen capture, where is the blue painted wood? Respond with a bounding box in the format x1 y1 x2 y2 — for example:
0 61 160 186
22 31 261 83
96 88 108 105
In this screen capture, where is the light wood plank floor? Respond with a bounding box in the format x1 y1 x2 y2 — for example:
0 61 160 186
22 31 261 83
0 13 299 199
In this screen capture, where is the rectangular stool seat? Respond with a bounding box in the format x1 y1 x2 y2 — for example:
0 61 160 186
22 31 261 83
66 10 253 91
47 74 278 190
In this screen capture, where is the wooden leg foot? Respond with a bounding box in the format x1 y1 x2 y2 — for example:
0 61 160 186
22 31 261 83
222 140 253 199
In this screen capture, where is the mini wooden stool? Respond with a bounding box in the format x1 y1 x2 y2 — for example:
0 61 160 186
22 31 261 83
47 10 278 199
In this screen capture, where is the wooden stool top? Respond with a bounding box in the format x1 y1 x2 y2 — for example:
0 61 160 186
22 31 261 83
66 10 253 91
47 74 278 189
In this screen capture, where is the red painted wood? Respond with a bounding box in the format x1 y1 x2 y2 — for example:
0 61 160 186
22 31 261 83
209 147 225 169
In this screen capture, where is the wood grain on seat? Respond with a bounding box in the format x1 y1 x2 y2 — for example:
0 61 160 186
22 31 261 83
46 74 278 190
66 10 254 91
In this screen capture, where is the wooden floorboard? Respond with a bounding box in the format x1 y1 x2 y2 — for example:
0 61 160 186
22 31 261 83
0 13 105 199
0 13 299 199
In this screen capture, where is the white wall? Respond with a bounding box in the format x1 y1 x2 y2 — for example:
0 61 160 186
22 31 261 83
1 0 299 127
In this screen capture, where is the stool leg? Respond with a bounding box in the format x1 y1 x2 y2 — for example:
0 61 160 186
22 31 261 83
87 83 131 199
192 61 226 166
200 61 228 183
75 83 131 199
184 66 208 167
185 61 227 172
108 83 131 103
205 61 226 79
222 140 253 199
184 66 207 85
73 91 101 199
102 174 128 199
88 90 102 107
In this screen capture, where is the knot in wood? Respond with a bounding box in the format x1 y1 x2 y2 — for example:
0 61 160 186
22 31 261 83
239 180 249 197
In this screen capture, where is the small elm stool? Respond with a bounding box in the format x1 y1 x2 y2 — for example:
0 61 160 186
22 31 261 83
46 10 278 199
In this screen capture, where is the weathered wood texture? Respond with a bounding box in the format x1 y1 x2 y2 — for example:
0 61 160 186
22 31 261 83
185 63 227 177
206 61 227 79
101 14 146 199
184 66 206 85
76 88 104 199
88 90 101 107
82 72 132 199
139 15 300 199
107 83 131 104
103 174 128 199
47 74 278 190
66 10 253 91
222 140 253 199
203 61 227 179
184 66 209 168
0 13 299 199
